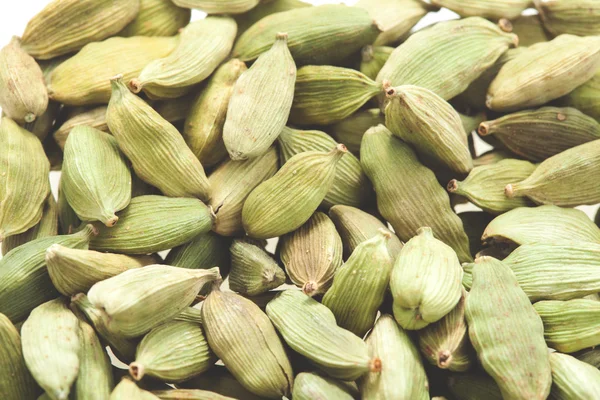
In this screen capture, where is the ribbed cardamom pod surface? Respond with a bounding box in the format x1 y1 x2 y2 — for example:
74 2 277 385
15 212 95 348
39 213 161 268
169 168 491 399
356 0 428 46
202 288 293 399
429 0 530 19
172 0 260 14
328 109 384 155
165 232 231 279
53 106 109 150
574 347 600 368
466 256 552 400
560 69 600 122
234 0 311 37
292 372 355 400
548 352 600 399
447 373 503 400
110 378 161 400
360 125 472 262
62 126 131 227
119 0 191 37
242 144 346 239
511 15 550 47
228 239 286 296
130 17 237 99
534 0 600 37
87 265 220 337
359 314 429 400
360 45 393 81
223 33 295 161
152 389 236 400
177 365 266 400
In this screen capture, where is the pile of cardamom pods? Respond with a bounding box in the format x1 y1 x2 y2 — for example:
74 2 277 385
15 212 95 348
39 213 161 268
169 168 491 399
2 0 600 399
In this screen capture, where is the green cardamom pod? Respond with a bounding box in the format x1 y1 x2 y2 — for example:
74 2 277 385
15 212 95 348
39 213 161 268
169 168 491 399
328 108 384 155
574 347 600 369
560 69 600 122
549 352 600 398
57 182 81 235
107 77 210 201
174 307 203 325
53 106 108 150
120 0 191 37
74 318 114 400
466 256 552 400
172 0 260 14
447 373 502 400
235 0 311 37
202 288 293 399
459 111 487 136
152 389 235 400
360 45 393 81
473 150 513 167
293 372 355 400
457 211 493 258
510 15 550 47
165 232 231 280
177 365 266 400
535 0 600 37
228 239 286 296
130 17 237 99
356 0 428 46
110 378 160 400
429 0 530 19
223 33 296 161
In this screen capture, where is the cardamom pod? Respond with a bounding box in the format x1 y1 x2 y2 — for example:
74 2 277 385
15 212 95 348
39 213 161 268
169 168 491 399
53 106 108 150
574 347 600 369
511 15 550 47
549 352 600 399
223 33 296 161
172 0 259 14
473 150 513 167
293 373 355 400
202 288 293 399
560 69 600 122
356 0 428 46
165 232 231 280
74 318 114 400
152 389 235 400
458 211 493 258
228 239 286 296
177 365 266 400
360 45 393 81
447 373 502 400
57 182 80 235
110 378 160 400
429 0 530 19
120 0 191 37
535 0 600 37
328 108 384 155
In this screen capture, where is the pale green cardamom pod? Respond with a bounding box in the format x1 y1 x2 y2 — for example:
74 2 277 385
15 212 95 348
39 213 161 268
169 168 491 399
473 150 513 167
165 232 231 279
457 211 493 258
57 183 81 235
290 66 382 126
130 17 237 99
88 265 220 338
110 378 160 400
266 289 377 381
62 126 131 226
384 84 473 174
487 35 600 111
505 139 600 207
548 352 600 399
223 33 296 161
209 147 278 236
0 117 50 239
293 372 355 400
120 0 191 37
360 45 393 81
177 366 266 400
228 239 286 296
234 0 311 37
48 36 178 106
534 299 600 353
152 389 235 400
377 17 517 101
447 373 502 400
574 348 600 369
360 125 472 262
53 106 108 150
46 245 154 297
184 59 247 168
22 298 81 400
173 307 203 325
21 0 140 59
356 0 428 46
129 321 216 383
278 127 372 208
466 256 552 400
153 93 195 125
328 109 384 155
510 15 550 47
0 225 94 323
479 107 600 162
172 0 260 14
107 77 210 201
430 0 530 19
360 314 429 400
202 288 293 399
279 212 343 296
242 144 346 239
535 0 600 37
323 230 394 337
560 69 600 122
0 37 48 123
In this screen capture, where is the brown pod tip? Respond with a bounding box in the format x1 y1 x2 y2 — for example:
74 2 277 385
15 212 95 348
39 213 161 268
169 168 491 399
334 143 348 154
129 79 143 93
110 74 124 83
498 18 513 32
377 227 392 240
370 357 383 373
276 32 288 41
447 179 459 193
105 215 119 227
477 122 490 136
504 184 515 198
437 350 453 369
302 281 319 297
382 80 395 97
129 362 145 381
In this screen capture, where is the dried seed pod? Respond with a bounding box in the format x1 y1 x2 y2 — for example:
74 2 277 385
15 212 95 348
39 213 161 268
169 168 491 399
560 70 600 122
177 365 266 400
74 318 114 400
328 109 384 155
377 17 517 101
535 0 600 37
549 352 600 399
21 0 140 59
360 125 472 262
505 140 600 207
447 373 503 400
22 298 81 400
487 35 600 111
202 289 293 399
360 45 393 81
534 299 600 353
88 265 220 338
323 231 394 337
165 232 231 280
184 59 247 168
223 33 295 161
233 5 380 65
48 36 178 106
242 145 347 239
110 378 160 400
356 0 428 46
466 257 552 400
360 314 429 399
510 15 550 47
293 373 355 400
152 389 235 400
279 212 343 296
172 0 259 14
53 106 108 150
120 0 191 37
107 77 210 201
228 239 286 296
574 348 600 369
429 0 530 19
130 17 237 99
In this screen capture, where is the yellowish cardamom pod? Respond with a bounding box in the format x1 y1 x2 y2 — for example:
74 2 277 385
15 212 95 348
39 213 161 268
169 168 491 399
172 0 260 14
120 0 191 37
548 352 600 398
327 108 384 155
429 0 530 19
293 373 355 400
534 0 600 37
228 239 285 296
356 0 428 46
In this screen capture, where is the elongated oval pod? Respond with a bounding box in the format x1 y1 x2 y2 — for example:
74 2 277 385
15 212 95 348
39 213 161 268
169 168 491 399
184 59 247 168
209 147 278 236
202 288 293 399
87 265 220 338
266 290 378 381
385 84 473 174
290 66 382 126
152 389 235 400
107 77 210 200
560 69 600 122
278 127 371 208
165 232 231 279
22 298 81 400
90 196 213 254
430 0 530 19
478 107 600 162
377 17 517 102
534 0 600 37
322 231 394 337
223 33 295 161
120 0 191 37
505 139 600 207
360 45 393 81
62 126 131 226
534 299 600 353
293 373 355 400
235 0 311 37
172 0 259 14
356 0 428 46
129 321 215 383
466 256 552 400
0 117 50 239
361 125 472 262
130 17 237 99
328 109 384 155
242 145 346 239
74 318 114 400
447 159 536 214
48 36 178 106
110 378 160 400
177 366 266 400
549 352 600 399
233 5 380 65
488 35 600 111
228 239 286 296
360 314 429 399
447 373 503 400
53 106 109 150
